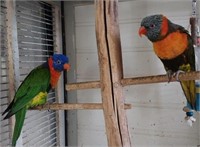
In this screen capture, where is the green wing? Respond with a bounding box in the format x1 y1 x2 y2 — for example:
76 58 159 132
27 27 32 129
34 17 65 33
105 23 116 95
4 65 51 118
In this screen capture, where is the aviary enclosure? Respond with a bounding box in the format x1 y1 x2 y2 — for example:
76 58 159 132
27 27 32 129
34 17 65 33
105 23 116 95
0 0 200 146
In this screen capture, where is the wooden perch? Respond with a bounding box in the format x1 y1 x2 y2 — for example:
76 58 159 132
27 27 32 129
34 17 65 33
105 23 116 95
31 103 132 110
66 80 100 91
66 71 200 91
121 71 200 86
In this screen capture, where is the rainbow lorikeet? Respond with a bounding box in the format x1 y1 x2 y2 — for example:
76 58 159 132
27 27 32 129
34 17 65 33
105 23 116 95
138 14 196 110
2 54 70 146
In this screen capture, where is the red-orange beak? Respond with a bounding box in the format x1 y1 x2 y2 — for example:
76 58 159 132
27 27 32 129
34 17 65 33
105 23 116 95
138 26 147 37
64 63 70 71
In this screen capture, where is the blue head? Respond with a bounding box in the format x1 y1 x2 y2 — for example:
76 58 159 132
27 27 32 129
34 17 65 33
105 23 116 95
52 54 70 72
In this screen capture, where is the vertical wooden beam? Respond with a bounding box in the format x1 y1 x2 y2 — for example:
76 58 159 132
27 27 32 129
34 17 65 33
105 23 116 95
5 1 15 143
105 1 131 146
95 0 131 146
5 0 20 145
5 0 20 101
95 1 122 146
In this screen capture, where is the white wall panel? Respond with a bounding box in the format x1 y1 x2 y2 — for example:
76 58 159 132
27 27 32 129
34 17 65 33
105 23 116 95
76 53 99 81
77 89 101 103
74 0 200 146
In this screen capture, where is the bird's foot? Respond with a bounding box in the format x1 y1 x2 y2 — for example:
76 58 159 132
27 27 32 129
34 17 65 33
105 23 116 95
166 70 174 83
166 70 185 82
47 103 51 112
43 103 50 112
173 70 185 81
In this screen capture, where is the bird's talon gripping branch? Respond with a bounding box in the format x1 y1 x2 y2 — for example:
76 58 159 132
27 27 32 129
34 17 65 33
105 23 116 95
43 103 50 112
47 103 50 112
166 70 173 83
174 70 185 81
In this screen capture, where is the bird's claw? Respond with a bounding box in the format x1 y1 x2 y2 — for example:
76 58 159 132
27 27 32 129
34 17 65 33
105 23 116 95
166 70 185 82
166 70 173 83
174 70 185 81
43 103 50 112
47 103 51 112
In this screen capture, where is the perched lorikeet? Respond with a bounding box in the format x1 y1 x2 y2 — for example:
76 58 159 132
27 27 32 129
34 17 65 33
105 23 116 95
138 14 196 110
2 54 70 146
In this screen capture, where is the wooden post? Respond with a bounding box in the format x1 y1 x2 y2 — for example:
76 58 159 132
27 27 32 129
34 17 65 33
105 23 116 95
95 1 122 146
5 0 20 144
105 1 131 146
95 0 131 146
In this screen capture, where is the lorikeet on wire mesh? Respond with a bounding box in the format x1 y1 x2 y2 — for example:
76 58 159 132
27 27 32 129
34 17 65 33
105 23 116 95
2 54 70 146
139 14 196 110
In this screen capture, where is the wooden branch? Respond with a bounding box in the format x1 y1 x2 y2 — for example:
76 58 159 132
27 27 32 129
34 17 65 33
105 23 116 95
121 71 200 86
66 71 200 91
31 103 103 110
66 80 100 91
31 103 132 110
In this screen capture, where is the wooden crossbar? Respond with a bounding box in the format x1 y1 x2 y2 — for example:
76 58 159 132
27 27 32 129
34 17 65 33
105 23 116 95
122 71 200 86
31 103 132 110
66 80 100 91
66 71 200 91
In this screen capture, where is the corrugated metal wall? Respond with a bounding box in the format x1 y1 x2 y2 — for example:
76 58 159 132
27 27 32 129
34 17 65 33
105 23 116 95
0 1 63 146
73 0 200 146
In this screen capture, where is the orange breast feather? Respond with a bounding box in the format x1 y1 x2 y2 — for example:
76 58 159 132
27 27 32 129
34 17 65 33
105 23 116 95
153 31 188 60
48 58 61 88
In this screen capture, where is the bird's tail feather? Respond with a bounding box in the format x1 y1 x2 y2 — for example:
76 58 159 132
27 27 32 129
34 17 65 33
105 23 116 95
12 107 27 146
2 100 14 116
180 80 196 110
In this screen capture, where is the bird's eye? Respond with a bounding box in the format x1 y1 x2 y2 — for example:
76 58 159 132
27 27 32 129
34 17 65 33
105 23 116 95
150 24 155 28
56 60 61 64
